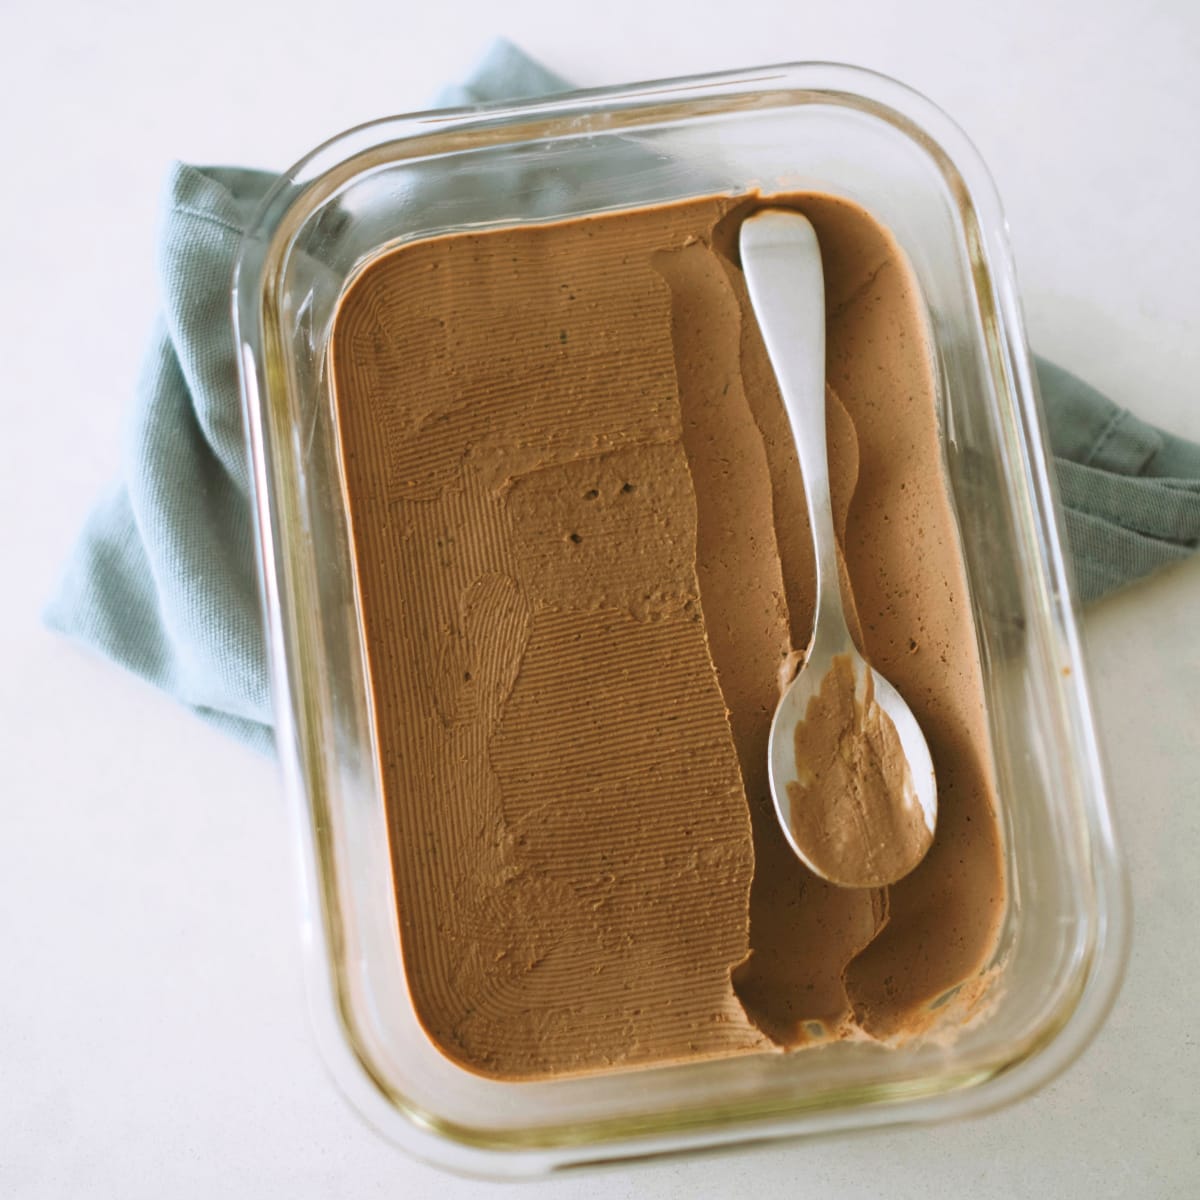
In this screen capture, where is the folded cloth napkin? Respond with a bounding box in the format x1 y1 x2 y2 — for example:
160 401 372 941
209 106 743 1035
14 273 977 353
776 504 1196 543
44 39 1200 752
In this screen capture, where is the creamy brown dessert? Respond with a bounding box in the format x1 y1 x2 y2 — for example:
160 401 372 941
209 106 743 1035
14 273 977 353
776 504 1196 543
786 655 932 889
329 193 1005 1079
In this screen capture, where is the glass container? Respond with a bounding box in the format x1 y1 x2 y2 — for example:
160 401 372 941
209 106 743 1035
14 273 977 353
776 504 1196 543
234 62 1129 1177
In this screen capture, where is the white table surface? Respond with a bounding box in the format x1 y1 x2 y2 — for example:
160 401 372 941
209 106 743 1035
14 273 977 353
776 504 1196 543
4 2 1198 1196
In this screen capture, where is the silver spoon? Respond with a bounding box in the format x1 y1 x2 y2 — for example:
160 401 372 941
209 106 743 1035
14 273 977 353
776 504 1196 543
740 208 937 889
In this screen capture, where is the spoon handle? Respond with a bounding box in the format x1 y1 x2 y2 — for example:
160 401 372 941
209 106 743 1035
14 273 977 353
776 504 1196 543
740 209 845 657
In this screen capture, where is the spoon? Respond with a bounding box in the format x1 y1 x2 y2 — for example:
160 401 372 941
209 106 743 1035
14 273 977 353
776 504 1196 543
739 208 937 889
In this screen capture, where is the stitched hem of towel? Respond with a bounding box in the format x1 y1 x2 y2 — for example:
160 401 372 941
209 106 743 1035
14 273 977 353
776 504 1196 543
171 205 248 238
1063 505 1195 603
1056 459 1200 545
1085 407 1160 473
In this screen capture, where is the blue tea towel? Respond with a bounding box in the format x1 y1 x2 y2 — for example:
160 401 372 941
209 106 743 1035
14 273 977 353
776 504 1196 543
44 40 1200 751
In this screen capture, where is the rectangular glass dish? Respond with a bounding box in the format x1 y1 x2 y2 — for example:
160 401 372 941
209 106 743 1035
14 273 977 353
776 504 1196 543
234 62 1128 1177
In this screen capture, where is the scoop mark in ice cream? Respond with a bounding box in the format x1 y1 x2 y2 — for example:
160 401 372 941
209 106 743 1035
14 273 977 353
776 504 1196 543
328 192 1005 1078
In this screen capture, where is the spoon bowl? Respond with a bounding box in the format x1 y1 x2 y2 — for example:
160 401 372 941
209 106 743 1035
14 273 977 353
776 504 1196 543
740 208 937 888
768 642 937 888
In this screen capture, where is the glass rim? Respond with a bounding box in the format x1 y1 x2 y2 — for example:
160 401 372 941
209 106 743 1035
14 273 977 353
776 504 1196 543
233 59 1130 1175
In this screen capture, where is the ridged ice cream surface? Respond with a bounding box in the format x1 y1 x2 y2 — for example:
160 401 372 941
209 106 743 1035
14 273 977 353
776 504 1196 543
329 193 1005 1079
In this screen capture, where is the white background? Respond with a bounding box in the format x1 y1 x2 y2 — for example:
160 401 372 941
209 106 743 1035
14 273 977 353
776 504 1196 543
3 2 1198 1196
